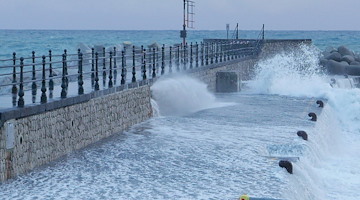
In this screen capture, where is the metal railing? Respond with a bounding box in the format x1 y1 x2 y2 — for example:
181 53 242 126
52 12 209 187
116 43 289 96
0 40 262 108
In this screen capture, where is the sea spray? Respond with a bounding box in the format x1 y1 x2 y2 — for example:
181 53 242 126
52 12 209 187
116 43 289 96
151 74 221 116
249 43 360 200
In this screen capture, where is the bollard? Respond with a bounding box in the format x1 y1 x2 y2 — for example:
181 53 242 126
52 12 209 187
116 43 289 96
132 46 136 82
41 55 47 103
18 57 25 107
108 51 113 88
94 52 100 91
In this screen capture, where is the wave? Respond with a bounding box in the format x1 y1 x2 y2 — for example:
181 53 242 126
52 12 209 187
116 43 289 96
248 43 360 199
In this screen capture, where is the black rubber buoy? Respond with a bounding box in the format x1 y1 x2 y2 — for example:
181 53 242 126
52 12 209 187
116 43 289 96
279 160 293 174
308 112 317 121
316 100 324 108
297 131 308 141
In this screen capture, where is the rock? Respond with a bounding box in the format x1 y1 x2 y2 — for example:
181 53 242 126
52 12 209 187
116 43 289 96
340 61 349 66
325 51 342 62
325 46 337 53
338 46 354 56
319 58 328 66
350 61 360 65
326 60 346 75
342 55 355 64
345 65 360 76
355 54 360 62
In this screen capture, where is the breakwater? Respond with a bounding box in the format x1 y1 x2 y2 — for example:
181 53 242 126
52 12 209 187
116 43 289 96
0 39 310 182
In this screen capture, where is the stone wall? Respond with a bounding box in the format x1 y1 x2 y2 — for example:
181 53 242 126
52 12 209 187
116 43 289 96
0 85 152 181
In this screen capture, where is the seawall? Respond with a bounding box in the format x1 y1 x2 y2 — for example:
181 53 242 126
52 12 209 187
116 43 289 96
0 84 152 181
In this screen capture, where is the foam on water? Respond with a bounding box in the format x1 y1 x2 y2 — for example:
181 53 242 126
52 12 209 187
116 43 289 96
248 44 360 199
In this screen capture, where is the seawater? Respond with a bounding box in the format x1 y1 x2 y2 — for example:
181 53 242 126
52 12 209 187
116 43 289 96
1 30 360 58
0 30 359 199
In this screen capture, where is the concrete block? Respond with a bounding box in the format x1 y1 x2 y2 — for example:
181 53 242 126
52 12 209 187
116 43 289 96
216 71 241 93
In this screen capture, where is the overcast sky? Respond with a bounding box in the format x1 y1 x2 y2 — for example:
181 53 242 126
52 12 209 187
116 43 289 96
1 0 359 30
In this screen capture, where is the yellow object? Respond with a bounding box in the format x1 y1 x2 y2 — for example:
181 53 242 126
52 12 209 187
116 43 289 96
239 194 250 200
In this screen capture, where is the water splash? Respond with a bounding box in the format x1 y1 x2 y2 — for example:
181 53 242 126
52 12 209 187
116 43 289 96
248 44 360 200
151 74 221 116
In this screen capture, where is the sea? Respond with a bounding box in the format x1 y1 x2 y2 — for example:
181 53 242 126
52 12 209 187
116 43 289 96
0 30 359 200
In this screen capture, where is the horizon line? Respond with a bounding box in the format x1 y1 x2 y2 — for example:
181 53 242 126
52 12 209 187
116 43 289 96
1 28 360 32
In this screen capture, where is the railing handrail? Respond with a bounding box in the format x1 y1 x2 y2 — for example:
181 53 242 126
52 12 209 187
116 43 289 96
0 39 262 108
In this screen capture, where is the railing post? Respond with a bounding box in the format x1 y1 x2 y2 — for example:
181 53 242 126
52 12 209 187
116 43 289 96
210 43 214 64
206 43 209 65
195 42 199 67
91 48 95 87
219 43 223 62
103 47 106 76
169 46 173 73
95 52 100 91
12 52 17 94
227 42 231 61
113 47 117 86
102 47 106 86
121 50 126 85
31 51 37 102
152 48 156 78
161 44 165 75
109 51 113 88
215 43 219 63
177 45 180 71
41 55 47 103
18 57 24 107
201 42 204 66
64 49 68 86
183 43 187 70
78 52 84 94
61 54 67 98
48 50 54 98
142 49 147 80
190 42 193 69
132 46 136 82
148 47 151 76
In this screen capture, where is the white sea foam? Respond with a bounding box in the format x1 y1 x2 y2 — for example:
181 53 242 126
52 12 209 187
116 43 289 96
248 44 360 200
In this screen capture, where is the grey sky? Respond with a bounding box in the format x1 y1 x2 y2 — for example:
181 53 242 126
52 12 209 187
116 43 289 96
1 0 359 30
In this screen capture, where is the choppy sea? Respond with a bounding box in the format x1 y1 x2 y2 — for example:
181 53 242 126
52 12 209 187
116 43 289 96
0 30 359 200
